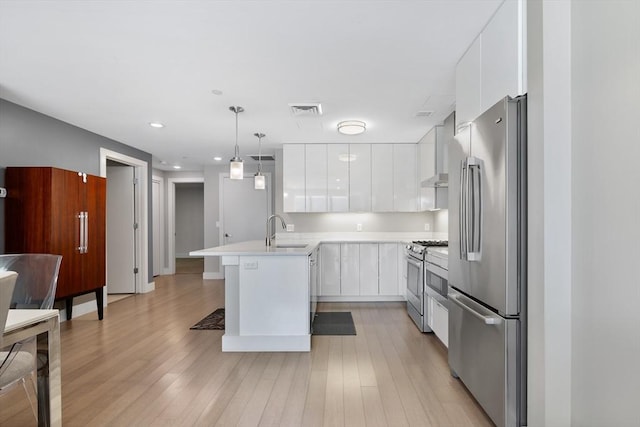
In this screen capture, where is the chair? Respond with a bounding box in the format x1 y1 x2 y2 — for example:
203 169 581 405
0 271 18 348
0 254 62 420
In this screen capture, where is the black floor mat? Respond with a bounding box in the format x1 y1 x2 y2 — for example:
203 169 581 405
312 312 356 335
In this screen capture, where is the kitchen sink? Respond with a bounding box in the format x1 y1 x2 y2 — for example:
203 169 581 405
273 243 307 249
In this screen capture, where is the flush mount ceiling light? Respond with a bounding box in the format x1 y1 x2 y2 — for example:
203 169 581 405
229 106 244 180
253 132 266 190
337 120 366 135
213 156 222 161
149 122 164 128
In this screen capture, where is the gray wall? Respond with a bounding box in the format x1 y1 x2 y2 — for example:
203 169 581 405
0 98 154 281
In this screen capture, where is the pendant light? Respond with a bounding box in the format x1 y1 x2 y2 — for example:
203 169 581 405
254 132 266 190
229 106 244 179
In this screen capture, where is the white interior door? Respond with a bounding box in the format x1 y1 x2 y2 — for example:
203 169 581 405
222 175 270 245
107 165 136 293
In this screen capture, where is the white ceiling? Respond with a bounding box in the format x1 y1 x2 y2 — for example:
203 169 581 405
0 0 502 171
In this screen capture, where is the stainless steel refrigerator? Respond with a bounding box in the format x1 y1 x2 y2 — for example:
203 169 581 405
448 95 527 427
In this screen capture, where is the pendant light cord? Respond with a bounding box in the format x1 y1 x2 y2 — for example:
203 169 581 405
234 109 239 158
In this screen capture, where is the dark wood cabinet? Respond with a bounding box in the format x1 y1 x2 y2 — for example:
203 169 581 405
5 167 106 320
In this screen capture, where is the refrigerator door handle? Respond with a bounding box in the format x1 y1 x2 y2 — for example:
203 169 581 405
467 156 483 261
459 161 467 260
449 293 501 325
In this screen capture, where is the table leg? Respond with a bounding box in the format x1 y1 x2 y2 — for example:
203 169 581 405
36 317 62 427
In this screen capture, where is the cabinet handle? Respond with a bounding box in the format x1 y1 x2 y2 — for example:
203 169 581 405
84 211 89 253
78 212 85 253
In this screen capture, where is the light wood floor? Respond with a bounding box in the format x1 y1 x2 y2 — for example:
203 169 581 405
0 273 493 427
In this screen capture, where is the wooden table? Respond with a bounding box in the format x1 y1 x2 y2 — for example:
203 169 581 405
3 309 61 427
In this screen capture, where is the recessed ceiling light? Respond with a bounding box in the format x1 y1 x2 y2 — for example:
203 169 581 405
173 165 181 169
337 120 366 135
149 122 164 128
214 156 222 161
212 89 223 96
160 160 168 165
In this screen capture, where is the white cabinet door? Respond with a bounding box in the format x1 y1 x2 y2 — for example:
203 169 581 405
393 144 418 212
481 0 522 109
320 243 341 296
418 129 436 211
456 35 482 126
432 299 449 347
359 244 379 295
398 243 407 298
340 243 360 296
283 144 306 212
327 144 349 212
371 144 394 212
305 144 327 212
349 144 371 212
378 243 399 296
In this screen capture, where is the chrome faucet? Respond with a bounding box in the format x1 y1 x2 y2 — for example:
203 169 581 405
266 214 287 247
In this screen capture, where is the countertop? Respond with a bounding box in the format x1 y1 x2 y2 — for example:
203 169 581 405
190 240 321 256
190 232 449 257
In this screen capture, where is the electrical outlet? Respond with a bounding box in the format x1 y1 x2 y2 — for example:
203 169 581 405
356 223 363 232
424 223 430 231
244 261 258 270
286 224 295 232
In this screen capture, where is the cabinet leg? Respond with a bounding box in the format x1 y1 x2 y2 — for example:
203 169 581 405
65 298 73 320
95 289 104 320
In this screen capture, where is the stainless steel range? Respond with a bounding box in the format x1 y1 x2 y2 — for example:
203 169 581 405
405 239 448 332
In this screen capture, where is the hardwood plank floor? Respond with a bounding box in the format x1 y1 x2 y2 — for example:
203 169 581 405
0 273 493 426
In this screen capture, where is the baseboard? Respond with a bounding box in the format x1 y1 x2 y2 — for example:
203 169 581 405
317 295 406 303
141 281 155 293
203 272 224 280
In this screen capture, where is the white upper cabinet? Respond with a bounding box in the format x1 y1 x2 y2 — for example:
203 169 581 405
456 35 483 126
349 144 372 212
283 144 306 212
393 144 418 212
371 144 394 212
305 144 328 212
456 0 526 126
327 144 349 212
481 0 523 109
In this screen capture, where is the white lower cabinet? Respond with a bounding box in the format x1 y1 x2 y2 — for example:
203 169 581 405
359 244 379 295
427 296 449 348
379 243 399 296
319 242 404 301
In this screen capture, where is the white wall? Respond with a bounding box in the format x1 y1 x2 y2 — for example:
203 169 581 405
570 1 640 425
528 1 640 425
175 183 204 257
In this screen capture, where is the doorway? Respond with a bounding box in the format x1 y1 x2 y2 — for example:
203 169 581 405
175 182 204 275
99 148 152 305
167 177 204 274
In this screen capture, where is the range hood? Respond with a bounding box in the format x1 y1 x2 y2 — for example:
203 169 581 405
421 172 448 188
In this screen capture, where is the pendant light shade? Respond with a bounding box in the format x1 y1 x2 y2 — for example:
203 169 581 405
254 132 266 190
229 106 244 180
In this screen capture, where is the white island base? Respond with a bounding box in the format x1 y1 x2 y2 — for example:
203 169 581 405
214 249 314 352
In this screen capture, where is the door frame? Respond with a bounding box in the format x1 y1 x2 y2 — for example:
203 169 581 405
99 148 152 296
218 172 272 249
152 175 165 276
167 177 204 275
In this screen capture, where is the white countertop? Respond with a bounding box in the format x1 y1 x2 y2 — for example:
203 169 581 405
190 240 320 256
190 232 449 257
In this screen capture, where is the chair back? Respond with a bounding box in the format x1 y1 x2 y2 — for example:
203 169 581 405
0 271 18 348
0 254 62 309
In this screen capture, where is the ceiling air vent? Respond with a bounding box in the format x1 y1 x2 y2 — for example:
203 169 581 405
415 110 434 118
249 155 275 161
289 103 323 116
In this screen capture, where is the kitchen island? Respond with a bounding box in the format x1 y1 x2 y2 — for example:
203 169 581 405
190 240 319 352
